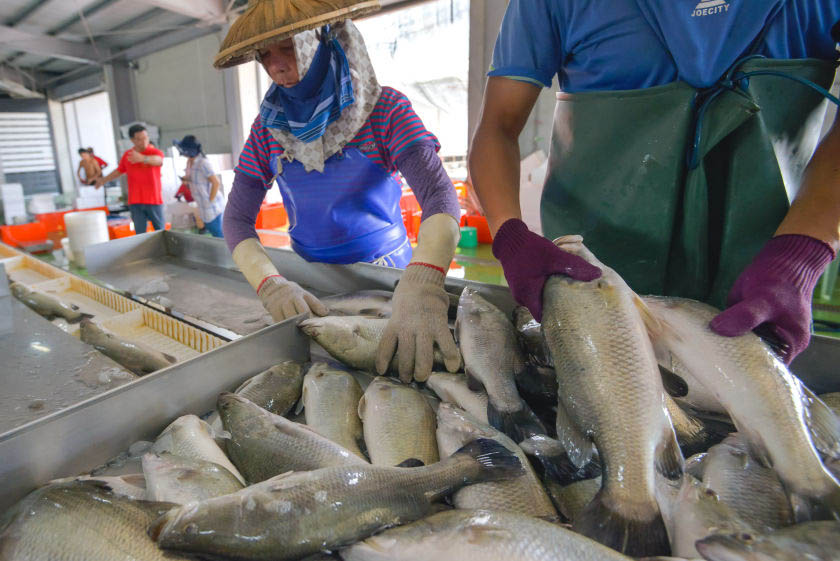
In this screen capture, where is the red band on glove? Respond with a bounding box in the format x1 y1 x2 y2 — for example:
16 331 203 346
407 262 446 275
257 274 284 294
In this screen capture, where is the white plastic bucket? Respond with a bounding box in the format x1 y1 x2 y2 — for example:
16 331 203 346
60 237 74 263
65 211 109 268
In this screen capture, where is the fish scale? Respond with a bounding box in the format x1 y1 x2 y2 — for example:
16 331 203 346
0 480 188 561
303 363 366 459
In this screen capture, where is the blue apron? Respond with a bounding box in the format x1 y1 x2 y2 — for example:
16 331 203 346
270 147 412 268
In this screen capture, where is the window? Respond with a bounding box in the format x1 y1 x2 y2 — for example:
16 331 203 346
356 0 470 177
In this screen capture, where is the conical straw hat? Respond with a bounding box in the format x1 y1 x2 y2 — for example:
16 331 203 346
214 0 380 69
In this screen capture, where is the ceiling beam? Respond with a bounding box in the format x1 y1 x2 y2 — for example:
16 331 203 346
0 64 43 98
4 0 52 27
133 0 225 21
0 25 101 64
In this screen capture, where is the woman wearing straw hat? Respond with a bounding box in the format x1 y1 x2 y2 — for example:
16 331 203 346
219 0 462 383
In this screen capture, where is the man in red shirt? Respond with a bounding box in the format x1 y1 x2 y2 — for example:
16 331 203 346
96 124 165 233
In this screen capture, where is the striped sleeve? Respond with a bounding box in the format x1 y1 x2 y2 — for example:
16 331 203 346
236 117 274 184
375 88 440 164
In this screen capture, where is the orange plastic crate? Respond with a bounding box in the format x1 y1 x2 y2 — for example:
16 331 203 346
463 214 493 244
0 222 50 252
255 203 288 229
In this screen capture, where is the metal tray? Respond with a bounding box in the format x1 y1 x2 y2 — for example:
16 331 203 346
83 231 510 338
0 319 308 513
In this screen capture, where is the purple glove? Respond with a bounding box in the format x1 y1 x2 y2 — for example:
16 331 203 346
492 219 602 322
710 234 834 364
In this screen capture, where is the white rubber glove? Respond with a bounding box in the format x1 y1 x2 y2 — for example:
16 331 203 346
375 213 462 382
231 238 327 322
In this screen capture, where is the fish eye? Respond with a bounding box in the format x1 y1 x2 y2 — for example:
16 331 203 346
185 523 199 535
740 533 753 542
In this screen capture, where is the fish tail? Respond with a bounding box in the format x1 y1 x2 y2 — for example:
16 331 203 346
486 401 546 442
527 446 602 487
676 412 732 458
455 437 524 482
574 489 670 557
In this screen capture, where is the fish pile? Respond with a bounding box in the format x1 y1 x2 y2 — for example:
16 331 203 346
2 238 840 560
8 279 178 376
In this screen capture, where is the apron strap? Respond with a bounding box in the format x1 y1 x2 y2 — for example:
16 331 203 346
687 55 840 170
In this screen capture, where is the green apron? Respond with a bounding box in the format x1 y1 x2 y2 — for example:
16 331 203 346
541 57 837 306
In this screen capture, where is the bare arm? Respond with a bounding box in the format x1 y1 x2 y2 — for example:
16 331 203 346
95 168 123 188
775 110 840 252
144 155 164 167
208 174 221 201
468 76 542 236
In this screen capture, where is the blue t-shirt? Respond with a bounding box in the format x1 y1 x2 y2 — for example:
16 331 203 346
490 0 840 92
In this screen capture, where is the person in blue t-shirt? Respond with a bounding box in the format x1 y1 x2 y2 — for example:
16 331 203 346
469 2 839 556
471 1 839 362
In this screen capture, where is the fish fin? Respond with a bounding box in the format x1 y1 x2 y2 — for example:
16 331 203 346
296 383 309 416
465 370 483 392
162 353 177 364
574 489 670 557
789 486 840 522
658 365 689 398
293 397 305 416
395 458 425 468
486 401 546 442
801 387 840 461
633 295 667 339
454 438 524 481
655 427 684 481
555 402 596 469
357 394 367 421
463 524 516 544
68 312 94 324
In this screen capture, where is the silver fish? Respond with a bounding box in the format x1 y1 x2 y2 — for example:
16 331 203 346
235 361 305 416
696 521 840 561
359 376 438 466
151 439 524 561
427 372 490 425
640 295 840 519
80 318 176 376
322 290 394 318
541 236 682 556
9 281 91 323
456 287 544 441
656 476 755 559
341 509 633 561
701 435 794 531
436 403 557 519
150 413 245 485
0 480 188 561
302 363 366 459
219 392 366 483
299 316 453 376
142 452 243 504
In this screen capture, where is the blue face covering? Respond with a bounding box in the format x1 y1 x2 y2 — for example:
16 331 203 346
259 26 355 143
